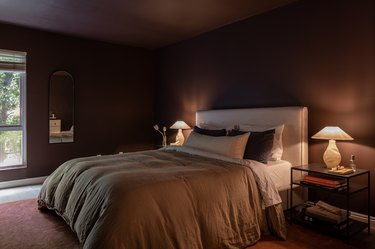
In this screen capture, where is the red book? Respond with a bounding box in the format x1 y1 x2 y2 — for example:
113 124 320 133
303 179 343 188
303 175 345 187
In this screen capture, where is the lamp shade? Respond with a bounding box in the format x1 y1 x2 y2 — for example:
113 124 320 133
170 121 191 130
311 126 353 141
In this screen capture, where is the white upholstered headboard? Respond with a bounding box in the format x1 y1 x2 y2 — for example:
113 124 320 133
196 106 308 166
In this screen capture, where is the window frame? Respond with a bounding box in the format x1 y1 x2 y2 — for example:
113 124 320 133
0 49 27 170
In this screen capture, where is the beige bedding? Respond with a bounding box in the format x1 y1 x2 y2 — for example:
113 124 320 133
38 150 286 249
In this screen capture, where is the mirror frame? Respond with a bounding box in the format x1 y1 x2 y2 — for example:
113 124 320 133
48 70 75 144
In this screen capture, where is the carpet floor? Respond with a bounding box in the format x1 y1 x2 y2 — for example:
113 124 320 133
0 198 80 249
0 198 373 249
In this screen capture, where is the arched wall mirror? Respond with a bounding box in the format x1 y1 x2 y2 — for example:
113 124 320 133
49 70 74 143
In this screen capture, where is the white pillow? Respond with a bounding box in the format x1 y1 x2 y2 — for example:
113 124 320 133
183 131 250 159
239 124 285 161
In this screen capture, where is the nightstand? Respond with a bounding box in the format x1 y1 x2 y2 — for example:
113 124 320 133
290 163 370 238
49 119 61 134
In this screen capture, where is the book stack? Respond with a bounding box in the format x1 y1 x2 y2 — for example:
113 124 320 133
304 201 351 229
302 175 347 191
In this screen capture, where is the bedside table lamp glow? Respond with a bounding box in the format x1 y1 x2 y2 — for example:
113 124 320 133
312 126 353 168
170 121 191 146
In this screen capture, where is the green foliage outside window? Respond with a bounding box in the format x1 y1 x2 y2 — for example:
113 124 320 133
0 71 22 167
0 72 20 125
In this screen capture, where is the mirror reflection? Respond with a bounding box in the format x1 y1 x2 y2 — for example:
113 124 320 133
49 70 74 143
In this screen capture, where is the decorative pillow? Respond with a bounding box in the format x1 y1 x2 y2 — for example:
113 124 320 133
193 126 227 137
184 131 250 159
228 129 275 163
239 124 284 161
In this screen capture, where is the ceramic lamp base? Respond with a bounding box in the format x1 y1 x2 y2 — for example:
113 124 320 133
323 139 341 168
171 129 185 146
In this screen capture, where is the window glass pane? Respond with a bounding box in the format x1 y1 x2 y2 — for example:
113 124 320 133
0 130 22 167
0 71 21 125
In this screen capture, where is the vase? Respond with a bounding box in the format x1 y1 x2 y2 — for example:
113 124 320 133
162 136 167 147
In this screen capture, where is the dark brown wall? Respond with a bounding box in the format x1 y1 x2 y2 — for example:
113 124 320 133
156 0 375 215
0 23 155 181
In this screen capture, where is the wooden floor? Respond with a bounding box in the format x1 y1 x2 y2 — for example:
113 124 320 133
0 185 373 249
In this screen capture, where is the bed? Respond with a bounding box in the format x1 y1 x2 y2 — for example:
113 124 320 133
38 106 308 249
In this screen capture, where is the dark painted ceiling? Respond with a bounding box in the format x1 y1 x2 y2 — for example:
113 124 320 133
0 0 296 49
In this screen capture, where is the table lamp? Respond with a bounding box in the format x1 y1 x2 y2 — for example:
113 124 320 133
311 126 353 168
170 121 191 146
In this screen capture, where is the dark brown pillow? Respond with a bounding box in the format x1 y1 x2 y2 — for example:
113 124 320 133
193 126 227 137
228 129 275 163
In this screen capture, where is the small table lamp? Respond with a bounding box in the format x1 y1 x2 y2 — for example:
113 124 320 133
170 121 191 146
312 126 353 168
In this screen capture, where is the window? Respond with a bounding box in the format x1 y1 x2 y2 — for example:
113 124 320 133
0 49 26 169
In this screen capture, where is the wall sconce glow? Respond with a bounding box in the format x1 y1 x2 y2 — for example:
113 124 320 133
312 126 353 168
170 121 191 146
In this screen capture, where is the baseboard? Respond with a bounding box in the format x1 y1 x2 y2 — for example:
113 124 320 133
0 176 47 189
351 211 375 228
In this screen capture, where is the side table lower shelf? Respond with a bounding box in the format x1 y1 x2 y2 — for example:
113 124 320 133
290 207 369 238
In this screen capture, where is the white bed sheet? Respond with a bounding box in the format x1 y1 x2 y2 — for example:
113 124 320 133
265 160 292 191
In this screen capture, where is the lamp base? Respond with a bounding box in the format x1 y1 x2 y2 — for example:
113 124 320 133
323 139 341 168
170 129 185 146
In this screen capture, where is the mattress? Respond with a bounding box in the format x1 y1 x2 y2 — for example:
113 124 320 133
265 160 292 191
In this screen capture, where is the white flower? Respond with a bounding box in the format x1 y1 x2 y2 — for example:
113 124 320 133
154 124 167 146
153 124 164 135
